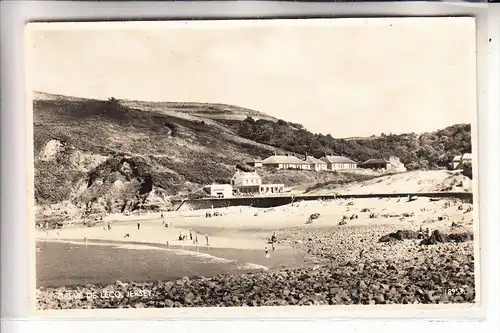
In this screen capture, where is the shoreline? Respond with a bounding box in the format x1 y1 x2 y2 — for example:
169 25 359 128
36 197 475 309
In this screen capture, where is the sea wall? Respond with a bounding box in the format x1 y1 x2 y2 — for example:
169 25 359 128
174 192 473 211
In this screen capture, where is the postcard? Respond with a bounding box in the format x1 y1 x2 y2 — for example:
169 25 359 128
25 17 479 314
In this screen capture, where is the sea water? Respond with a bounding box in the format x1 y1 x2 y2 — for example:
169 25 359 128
36 240 317 288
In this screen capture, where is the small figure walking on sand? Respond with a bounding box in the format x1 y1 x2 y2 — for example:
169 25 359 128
194 235 199 250
265 247 270 258
271 232 277 244
137 222 141 230
189 229 193 241
205 235 209 247
272 243 275 251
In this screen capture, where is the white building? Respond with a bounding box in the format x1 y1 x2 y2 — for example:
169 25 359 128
230 171 285 196
231 170 262 187
203 184 233 198
320 154 357 170
452 153 473 169
387 156 406 172
231 170 262 195
261 154 311 170
305 155 328 171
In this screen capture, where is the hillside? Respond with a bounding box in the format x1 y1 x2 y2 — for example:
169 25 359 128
33 92 473 222
33 93 353 220
218 117 472 170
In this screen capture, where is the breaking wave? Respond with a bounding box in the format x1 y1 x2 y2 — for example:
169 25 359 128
40 239 236 264
236 263 269 271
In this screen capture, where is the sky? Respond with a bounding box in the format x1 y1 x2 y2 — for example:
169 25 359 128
27 18 477 138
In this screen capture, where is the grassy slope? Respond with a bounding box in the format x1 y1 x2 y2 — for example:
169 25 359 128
34 93 362 213
34 94 281 204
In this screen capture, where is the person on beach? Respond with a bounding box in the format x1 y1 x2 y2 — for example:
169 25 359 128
165 241 169 248
272 243 275 251
137 222 140 230
84 237 87 244
205 235 209 247
265 247 270 258
271 232 277 244
179 231 184 241
189 229 193 241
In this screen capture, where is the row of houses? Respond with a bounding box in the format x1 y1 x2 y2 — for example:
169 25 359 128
246 153 406 172
247 153 358 171
204 170 285 198
204 153 473 198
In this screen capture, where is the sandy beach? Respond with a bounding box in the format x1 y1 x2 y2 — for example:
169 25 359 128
36 197 474 250
36 196 475 309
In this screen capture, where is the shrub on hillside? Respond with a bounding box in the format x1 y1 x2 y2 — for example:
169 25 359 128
236 163 255 172
34 150 86 204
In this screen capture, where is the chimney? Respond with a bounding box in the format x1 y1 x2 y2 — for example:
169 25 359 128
305 152 308 161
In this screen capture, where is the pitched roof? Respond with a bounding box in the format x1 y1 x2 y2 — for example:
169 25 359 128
262 155 309 165
361 158 388 165
452 155 462 162
233 171 261 179
462 153 472 160
320 155 357 164
305 156 327 164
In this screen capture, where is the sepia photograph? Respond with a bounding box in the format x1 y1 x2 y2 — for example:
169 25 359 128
26 18 479 312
